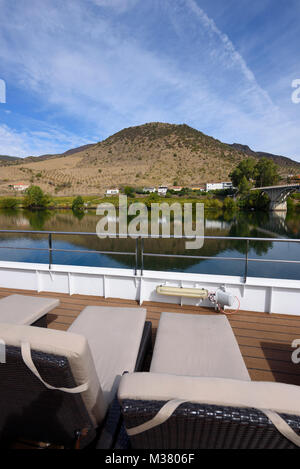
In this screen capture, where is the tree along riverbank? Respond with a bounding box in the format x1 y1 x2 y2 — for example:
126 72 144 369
1 175 300 213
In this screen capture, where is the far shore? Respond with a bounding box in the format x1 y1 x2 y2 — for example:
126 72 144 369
0 191 299 212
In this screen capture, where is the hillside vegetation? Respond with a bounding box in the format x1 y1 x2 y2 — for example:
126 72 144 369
0 122 299 196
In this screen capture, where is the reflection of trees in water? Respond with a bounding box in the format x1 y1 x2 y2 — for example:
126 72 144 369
236 210 300 240
228 211 273 256
0 208 299 269
24 210 53 231
0 209 235 270
285 211 300 238
0 209 27 227
72 210 85 221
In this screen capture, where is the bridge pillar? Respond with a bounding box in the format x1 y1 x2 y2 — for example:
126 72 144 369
266 188 288 211
269 200 287 211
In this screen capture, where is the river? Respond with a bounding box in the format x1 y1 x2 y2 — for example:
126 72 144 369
0 208 300 280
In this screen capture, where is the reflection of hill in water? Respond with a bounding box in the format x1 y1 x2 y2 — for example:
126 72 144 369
0 209 233 269
0 209 299 269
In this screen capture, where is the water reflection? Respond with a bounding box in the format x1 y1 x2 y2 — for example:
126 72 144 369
0 208 299 279
25 210 53 230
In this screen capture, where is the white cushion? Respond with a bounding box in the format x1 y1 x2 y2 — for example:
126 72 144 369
0 323 105 426
150 312 250 381
68 306 146 407
119 372 300 417
0 294 59 325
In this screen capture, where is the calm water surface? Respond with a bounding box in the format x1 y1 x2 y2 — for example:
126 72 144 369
0 208 300 280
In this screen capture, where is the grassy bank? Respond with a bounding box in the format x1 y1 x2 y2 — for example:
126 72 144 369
0 194 104 209
2 192 299 212
0 194 231 210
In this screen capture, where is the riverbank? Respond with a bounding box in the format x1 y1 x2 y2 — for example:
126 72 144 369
1 192 299 211
0 194 227 210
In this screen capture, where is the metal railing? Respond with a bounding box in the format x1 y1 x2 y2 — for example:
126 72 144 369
0 230 139 274
0 230 300 282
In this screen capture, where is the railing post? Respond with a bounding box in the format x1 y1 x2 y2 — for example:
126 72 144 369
141 237 144 276
244 239 249 283
134 237 138 276
48 233 52 270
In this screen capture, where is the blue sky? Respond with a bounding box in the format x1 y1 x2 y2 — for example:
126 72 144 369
0 0 299 160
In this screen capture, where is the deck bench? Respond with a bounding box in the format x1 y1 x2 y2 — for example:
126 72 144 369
119 312 300 449
150 312 250 380
0 294 60 327
0 305 152 449
68 306 152 406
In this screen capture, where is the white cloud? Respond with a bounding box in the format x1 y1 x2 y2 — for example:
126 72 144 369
0 123 90 157
91 0 138 11
185 0 276 110
0 0 299 159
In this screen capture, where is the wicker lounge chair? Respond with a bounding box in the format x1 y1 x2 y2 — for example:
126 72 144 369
0 294 60 327
118 312 300 449
0 306 152 449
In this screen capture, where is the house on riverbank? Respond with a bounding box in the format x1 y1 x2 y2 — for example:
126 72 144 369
12 183 29 192
206 182 233 191
143 187 156 193
105 188 119 196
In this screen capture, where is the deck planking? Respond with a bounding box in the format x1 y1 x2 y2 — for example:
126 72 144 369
1 286 300 385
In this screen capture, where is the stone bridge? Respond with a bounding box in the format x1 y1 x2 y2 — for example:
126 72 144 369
252 184 300 211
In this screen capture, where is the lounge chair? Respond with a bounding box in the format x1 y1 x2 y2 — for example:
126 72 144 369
0 294 60 327
0 306 152 449
118 312 300 449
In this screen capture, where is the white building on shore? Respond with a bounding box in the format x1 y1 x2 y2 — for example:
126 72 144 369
206 182 233 192
157 186 168 195
105 188 119 196
143 187 156 193
13 183 30 192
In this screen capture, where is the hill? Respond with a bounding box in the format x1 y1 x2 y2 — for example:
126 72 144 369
0 155 21 165
24 143 96 163
0 122 299 196
230 143 298 170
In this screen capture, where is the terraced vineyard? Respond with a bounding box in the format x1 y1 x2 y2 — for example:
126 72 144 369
0 123 299 196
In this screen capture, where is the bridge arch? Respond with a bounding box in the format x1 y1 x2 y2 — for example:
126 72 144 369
252 184 300 211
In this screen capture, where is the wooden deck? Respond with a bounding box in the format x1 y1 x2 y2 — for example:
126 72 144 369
1 286 300 385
